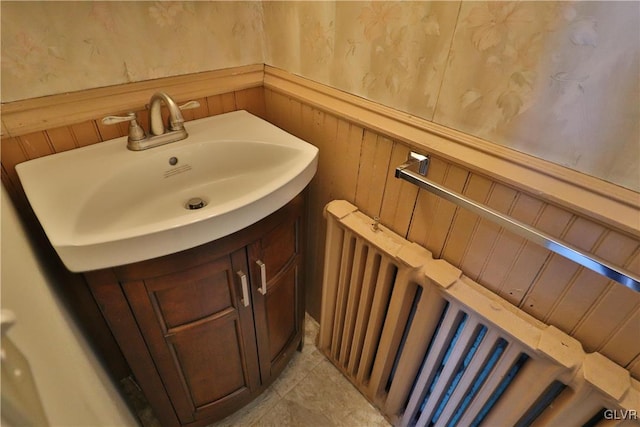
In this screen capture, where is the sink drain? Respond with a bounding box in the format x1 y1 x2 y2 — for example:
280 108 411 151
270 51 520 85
185 197 207 210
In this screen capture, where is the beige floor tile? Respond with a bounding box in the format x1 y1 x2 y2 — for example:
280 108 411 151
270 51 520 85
210 386 282 427
270 359 390 427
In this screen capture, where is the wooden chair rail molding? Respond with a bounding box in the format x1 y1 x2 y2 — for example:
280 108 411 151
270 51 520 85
1 63 638 239
262 66 640 239
1 64 264 137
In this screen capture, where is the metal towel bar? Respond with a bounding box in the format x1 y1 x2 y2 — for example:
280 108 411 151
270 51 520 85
395 152 640 293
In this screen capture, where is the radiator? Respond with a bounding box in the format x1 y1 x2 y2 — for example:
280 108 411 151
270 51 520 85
318 200 639 427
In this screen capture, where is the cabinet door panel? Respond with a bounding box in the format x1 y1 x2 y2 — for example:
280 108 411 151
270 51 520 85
250 206 304 384
266 266 297 361
261 219 297 282
123 252 260 424
150 259 233 328
168 315 248 408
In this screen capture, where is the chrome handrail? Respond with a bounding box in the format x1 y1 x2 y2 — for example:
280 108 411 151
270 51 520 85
395 152 640 293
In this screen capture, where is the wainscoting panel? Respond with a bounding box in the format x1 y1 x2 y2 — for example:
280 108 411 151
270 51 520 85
263 79 640 379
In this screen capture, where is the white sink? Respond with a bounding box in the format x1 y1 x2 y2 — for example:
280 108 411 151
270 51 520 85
16 110 318 272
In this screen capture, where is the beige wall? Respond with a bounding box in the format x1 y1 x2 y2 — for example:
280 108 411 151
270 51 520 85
262 82 640 378
1 1 638 191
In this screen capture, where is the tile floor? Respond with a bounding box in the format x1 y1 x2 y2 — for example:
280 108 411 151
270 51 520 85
212 315 390 427
126 314 390 427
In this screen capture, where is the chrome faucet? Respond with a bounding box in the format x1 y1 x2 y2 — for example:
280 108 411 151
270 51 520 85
101 92 200 151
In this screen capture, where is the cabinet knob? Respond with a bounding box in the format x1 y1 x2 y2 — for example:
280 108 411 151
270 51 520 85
236 271 250 307
256 260 267 295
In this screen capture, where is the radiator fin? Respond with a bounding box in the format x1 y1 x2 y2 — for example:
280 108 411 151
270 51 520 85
448 337 508 426
517 380 567 427
468 351 529 427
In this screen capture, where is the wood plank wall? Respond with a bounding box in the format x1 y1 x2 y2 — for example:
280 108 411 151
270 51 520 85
1 65 638 382
2 86 266 206
262 88 640 380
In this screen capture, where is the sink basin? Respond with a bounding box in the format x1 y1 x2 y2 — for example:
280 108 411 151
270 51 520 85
16 110 318 272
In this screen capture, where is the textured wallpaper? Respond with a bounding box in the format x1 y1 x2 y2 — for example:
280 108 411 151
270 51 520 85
2 1 638 191
1 1 264 100
262 1 640 192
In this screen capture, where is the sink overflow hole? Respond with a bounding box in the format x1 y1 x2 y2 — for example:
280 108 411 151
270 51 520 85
186 197 206 210
169 157 178 166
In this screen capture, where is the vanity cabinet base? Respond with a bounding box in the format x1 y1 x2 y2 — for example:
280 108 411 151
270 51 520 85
85 194 306 427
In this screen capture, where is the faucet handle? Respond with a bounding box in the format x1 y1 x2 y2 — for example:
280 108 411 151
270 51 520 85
102 112 136 125
101 112 146 142
145 100 200 111
178 100 201 111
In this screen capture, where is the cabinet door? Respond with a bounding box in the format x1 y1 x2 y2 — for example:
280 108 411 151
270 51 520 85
249 212 305 384
122 250 260 425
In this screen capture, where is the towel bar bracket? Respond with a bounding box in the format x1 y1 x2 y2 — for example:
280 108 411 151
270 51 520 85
396 152 429 177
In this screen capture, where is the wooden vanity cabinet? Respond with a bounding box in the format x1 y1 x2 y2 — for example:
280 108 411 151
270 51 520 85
85 195 305 427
